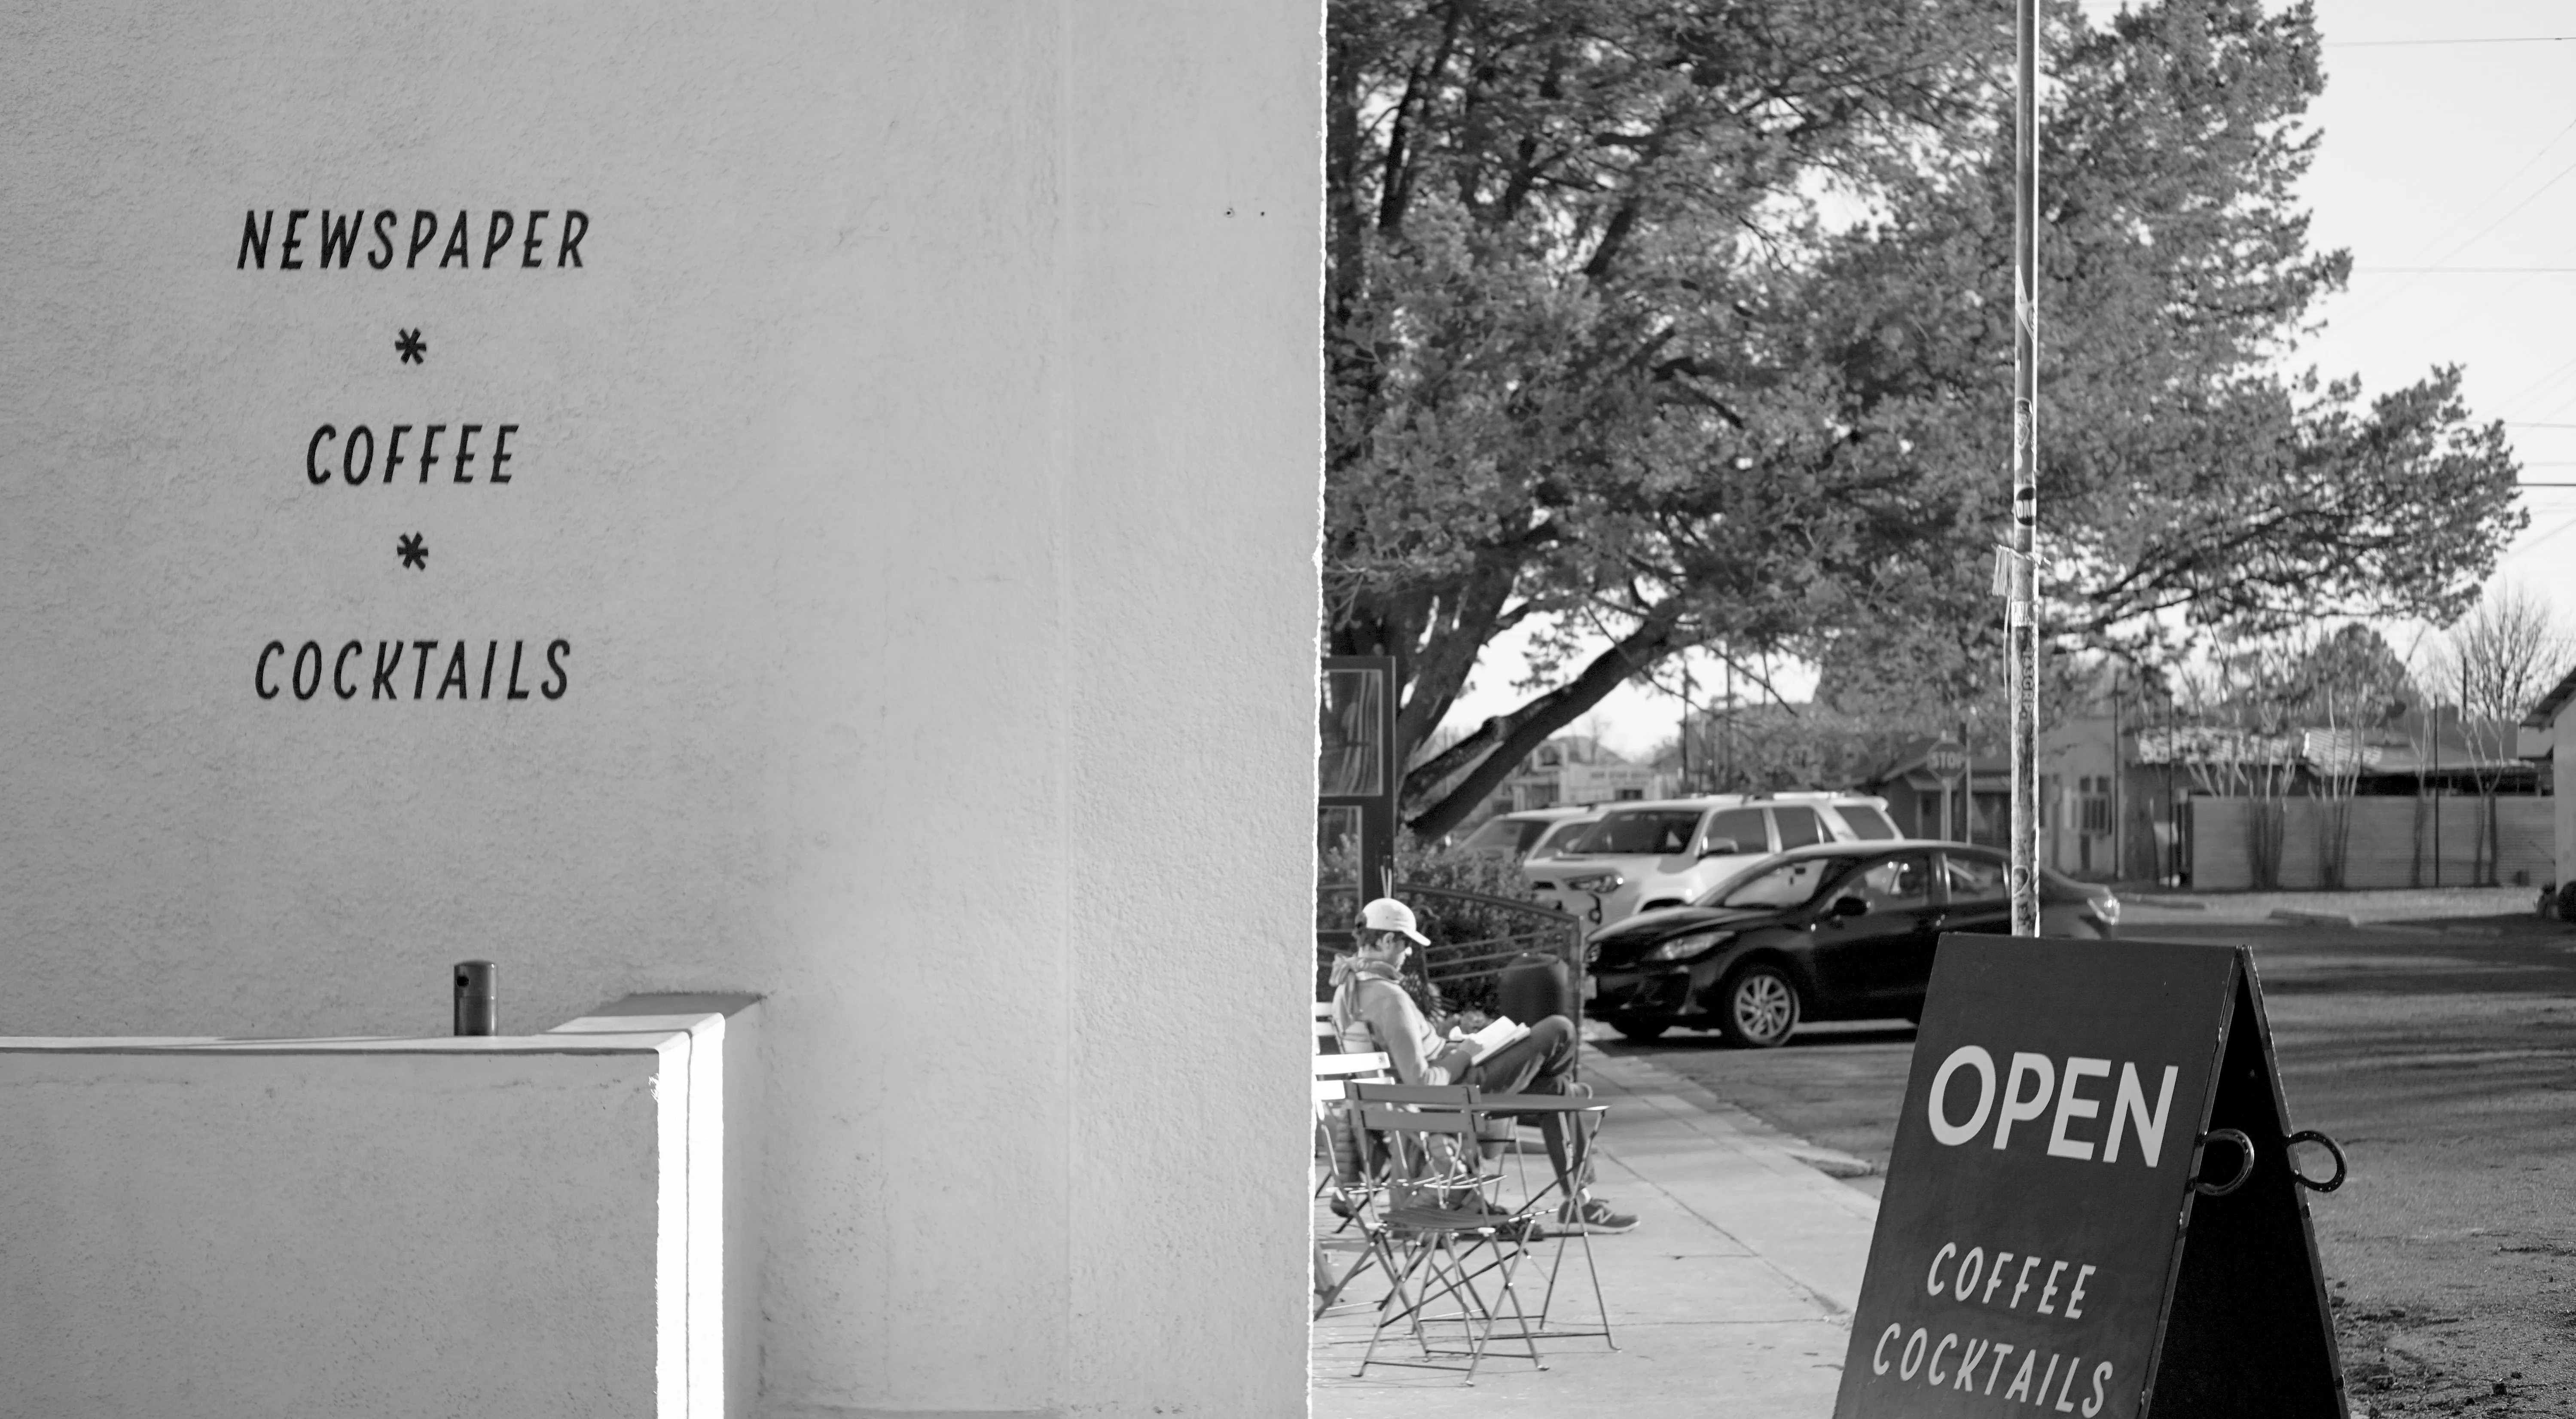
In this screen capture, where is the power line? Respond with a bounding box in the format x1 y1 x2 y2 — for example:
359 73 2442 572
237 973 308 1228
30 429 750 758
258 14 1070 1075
2355 266 2576 273
2335 116 2576 326
2494 348 2576 418
2327 36 2576 48
2368 231 2576 355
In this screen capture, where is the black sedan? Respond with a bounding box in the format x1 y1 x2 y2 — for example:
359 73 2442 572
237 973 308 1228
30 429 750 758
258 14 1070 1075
1584 840 2119 1047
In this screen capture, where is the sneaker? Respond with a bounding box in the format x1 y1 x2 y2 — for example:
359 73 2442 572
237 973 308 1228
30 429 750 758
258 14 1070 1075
1443 1190 1515 1220
1553 1197 1637 1234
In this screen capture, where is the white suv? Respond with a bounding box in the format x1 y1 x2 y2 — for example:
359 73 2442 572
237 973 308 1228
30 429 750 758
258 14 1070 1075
1520 792 1901 927
1451 806 1600 863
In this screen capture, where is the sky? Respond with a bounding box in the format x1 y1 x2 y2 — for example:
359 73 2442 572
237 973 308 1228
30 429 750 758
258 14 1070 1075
1436 0 2576 763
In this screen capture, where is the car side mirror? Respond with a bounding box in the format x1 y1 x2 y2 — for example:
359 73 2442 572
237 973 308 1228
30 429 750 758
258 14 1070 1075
1830 895 1868 919
1697 838 1741 858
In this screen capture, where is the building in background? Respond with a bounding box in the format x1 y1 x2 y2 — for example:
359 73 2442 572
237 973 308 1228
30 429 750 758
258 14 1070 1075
1493 734 1675 815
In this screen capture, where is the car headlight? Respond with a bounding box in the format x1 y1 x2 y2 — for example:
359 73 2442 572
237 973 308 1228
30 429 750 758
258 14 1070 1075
1565 872 1624 893
1643 929 1731 963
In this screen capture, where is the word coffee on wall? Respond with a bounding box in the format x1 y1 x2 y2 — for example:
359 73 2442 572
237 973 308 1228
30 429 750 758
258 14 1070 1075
237 207 586 705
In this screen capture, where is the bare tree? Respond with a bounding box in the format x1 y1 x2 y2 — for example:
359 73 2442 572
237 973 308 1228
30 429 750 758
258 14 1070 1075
2162 638 2308 887
2422 582 2576 883
2283 624 2416 888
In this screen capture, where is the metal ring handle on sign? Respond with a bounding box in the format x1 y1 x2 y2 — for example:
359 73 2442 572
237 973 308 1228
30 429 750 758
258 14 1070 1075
2286 1129 2347 1193
2191 1128 2256 1197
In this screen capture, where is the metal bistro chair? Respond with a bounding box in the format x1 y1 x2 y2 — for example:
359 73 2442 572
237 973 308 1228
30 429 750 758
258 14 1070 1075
1311 1004 1386 1199
1349 1096 1545 1382
1345 1077 1614 1349
1312 1050 1394 1316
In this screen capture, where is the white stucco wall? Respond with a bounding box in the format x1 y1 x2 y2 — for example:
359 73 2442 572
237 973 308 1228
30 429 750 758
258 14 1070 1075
0 5 1319 1416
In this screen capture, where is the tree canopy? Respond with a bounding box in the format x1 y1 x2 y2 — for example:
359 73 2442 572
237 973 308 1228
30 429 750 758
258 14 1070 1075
1323 0 2527 838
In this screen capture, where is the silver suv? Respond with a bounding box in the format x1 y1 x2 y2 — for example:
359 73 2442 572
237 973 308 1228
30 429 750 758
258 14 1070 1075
1520 792 1900 927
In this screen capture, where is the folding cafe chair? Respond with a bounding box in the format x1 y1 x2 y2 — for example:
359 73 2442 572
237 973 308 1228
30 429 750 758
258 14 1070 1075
1344 1079 1615 1349
1347 1094 1546 1380
1311 1001 1384 1199
1312 1044 1392 1315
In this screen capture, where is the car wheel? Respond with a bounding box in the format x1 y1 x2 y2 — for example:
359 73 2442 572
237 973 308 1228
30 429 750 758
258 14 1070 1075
1609 1017 1670 1044
1715 964 1801 1049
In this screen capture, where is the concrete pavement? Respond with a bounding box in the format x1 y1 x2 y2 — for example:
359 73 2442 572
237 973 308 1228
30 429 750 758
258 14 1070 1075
1309 1042 1882 1417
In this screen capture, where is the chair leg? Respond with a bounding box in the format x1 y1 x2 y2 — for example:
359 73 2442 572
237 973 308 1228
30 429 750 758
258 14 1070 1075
1424 1230 1545 1381
1465 1235 1545 1379
1354 1225 1547 1382
1355 1232 1433 1376
1312 1233 1380 1319
1522 1222 1614 1347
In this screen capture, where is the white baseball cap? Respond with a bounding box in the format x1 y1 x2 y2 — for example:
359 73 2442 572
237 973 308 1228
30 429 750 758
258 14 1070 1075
1360 897 1429 946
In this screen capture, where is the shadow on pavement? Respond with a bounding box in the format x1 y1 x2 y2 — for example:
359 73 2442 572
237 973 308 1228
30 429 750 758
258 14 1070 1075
1593 1021 1919 1053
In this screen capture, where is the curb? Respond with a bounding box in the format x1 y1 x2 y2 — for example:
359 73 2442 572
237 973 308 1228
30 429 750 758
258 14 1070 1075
2268 908 2359 928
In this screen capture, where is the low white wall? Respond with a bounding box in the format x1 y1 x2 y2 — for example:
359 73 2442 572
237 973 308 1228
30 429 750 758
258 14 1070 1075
2558 712 2576 888
0 997 754 1419
2188 796 2552 891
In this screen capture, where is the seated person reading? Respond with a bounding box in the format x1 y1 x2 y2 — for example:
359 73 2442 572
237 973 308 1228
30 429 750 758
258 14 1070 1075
1328 896 1636 1234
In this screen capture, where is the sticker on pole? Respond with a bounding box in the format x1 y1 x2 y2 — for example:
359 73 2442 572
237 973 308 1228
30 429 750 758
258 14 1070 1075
1834 936 2348 1419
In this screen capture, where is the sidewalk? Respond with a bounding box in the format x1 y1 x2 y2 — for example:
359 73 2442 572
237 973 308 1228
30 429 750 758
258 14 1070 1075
1309 1044 1879 1417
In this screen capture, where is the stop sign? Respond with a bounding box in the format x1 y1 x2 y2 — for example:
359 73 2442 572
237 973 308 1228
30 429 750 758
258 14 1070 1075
1927 740 1969 782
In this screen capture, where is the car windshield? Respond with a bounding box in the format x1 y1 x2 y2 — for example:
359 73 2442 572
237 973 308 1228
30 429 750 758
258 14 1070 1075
1454 818 1521 854
1529 818 1593 857
1705 854 1862 910
1836 804 1898 840
1561 809 1702 856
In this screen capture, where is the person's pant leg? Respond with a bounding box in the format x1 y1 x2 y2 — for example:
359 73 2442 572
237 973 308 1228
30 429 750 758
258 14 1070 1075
1468 1015 1575 1095
1465 1016 1588 1195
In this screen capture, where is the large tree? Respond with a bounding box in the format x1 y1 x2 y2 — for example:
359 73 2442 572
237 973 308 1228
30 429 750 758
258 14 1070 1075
1325 0 2525 839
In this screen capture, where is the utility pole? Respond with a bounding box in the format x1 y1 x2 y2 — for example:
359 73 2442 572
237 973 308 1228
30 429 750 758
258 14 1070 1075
2111 674 2124 881
1680 654 1694 794
2006 0 2042 936
1723 654 1735 791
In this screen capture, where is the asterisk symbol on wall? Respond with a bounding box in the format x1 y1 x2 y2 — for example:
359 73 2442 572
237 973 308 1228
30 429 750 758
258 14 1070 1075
396 328 426 364
397 532 428 570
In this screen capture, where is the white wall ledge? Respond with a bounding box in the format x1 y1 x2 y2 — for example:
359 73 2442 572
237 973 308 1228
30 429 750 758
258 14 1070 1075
0 992 763 1419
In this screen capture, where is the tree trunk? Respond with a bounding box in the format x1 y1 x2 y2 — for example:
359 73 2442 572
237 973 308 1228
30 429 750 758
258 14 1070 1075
1401 615 1684 840
2249 796 2285 891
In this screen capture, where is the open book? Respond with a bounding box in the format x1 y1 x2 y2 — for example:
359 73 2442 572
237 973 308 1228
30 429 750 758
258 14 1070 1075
1452 1015 1530 1064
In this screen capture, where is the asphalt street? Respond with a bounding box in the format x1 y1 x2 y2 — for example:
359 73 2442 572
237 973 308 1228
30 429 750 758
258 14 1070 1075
1599 900 2576 1417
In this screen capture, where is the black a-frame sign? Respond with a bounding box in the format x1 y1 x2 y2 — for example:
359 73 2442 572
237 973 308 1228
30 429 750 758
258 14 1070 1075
1834 937 2348 1419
